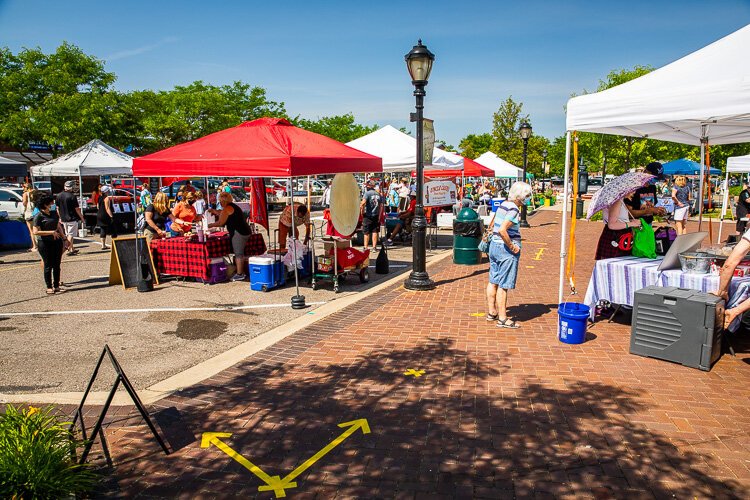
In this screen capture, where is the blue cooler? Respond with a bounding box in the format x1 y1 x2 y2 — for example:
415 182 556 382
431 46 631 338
249 257 286 291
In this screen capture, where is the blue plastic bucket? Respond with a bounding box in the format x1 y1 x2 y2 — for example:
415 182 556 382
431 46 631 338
558 302 590 344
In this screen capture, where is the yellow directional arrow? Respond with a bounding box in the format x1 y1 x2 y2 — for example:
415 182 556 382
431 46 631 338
533 248 545 261
257 419 371 497
200 432 287 497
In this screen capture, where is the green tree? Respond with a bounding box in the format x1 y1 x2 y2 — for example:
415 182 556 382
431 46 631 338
487 96 551 178
133 81 286 151
0 42 120 152
293 113 377 143
458 133 492 159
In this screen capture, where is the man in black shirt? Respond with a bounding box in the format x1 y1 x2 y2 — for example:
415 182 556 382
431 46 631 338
624 162 666 225
735 181 750 235
56 180 85 255
360 180 384 252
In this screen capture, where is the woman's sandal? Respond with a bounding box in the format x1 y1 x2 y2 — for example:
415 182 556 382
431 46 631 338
486 313 499 322
497 318 520 329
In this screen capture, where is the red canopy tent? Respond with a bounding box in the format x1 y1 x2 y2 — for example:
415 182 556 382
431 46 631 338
132 117 382 177
132 117 382 309
422 157 494 178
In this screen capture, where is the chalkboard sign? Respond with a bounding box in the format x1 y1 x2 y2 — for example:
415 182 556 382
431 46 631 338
109 235 159 289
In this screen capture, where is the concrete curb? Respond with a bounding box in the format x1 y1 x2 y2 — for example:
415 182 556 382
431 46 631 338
1 249 454 406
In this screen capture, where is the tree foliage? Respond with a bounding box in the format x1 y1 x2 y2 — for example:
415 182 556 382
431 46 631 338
293 113 377 144
459 133 492 159
0 42 121 152
0 43 379 155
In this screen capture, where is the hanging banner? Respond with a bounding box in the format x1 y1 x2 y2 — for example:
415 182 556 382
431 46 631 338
423 179 457 207
423 118 435 166
249 178 269 232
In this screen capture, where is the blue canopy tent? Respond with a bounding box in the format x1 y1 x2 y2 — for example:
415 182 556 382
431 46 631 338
662 158 720 176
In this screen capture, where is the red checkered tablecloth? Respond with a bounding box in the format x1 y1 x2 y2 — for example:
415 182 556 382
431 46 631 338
150 232 266 280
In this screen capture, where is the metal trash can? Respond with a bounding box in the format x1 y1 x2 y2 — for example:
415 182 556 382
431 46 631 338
453 207 483 265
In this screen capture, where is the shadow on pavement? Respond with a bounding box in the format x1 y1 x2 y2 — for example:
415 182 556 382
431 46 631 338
100 337 744 498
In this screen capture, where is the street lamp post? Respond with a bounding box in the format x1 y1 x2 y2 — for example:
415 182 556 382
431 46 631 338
404 40 435 291
519 122 532 228
541 148 548 193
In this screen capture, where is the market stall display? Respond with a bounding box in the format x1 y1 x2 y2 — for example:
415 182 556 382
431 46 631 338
583 255 750 332
310 173 370 292
562 24 750 303
150 232 265 281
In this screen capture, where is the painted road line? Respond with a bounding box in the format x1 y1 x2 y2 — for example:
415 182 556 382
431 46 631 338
0 302 328 318
257 419 371 497
201 433 285 495
404 368 425 377
469 312 485 317
533 248 545 261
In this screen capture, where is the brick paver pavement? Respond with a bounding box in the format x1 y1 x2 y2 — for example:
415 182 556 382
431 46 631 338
89 210 749 499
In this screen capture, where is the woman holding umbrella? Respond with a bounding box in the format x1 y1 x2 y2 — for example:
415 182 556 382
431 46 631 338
588 172 655 261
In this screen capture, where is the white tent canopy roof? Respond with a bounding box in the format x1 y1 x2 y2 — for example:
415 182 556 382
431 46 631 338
30 139 133 177
727 154 750 173
473 151 522 178
346 125 463 172
566 24 750 146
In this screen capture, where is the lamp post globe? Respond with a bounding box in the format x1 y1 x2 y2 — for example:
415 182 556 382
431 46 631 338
404 40 435 291
519 122 532 228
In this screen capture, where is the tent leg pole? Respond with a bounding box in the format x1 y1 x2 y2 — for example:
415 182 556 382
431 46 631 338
718 171 729 244
288 177 305 309
698 135 706 232
559 132 572 305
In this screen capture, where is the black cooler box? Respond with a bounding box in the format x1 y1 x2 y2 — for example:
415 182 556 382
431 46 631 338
630 286 724 371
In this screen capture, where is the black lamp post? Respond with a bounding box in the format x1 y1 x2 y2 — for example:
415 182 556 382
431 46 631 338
404 40 435 291
519 121 532 228
541 149 548 193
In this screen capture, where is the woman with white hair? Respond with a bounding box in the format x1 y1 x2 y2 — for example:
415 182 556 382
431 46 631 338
486 181 532 329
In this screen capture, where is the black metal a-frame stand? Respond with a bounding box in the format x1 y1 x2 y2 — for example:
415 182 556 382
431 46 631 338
70 344 170 464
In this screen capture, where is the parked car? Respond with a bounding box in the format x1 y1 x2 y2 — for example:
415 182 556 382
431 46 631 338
33 181 51 192
267 178 325 208
0 187 24 218
587 177 603 193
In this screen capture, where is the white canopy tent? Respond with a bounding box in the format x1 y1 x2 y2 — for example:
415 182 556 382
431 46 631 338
561 23 750 303
473 151 523 178
346 125 463 172
718 154 750 243
30 138 134 208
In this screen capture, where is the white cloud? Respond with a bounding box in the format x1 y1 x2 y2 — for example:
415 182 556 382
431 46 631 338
104 36 180 62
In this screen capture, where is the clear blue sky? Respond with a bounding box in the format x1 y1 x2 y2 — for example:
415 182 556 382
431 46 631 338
1 0 748 148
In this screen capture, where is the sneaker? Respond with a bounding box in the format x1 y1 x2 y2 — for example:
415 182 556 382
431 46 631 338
383 239 394 247
231 273 247 282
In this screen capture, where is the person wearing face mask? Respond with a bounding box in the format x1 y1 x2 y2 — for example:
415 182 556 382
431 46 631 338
32 194 67 294
171 191 201 234
624 162 667 225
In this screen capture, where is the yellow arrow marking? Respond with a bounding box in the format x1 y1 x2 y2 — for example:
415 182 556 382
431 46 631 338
258 419 371 497
201 432 288 496
533 248 545 261
404 368 425 377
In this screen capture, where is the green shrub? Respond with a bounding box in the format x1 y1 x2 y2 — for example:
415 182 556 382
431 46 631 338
0 405 97 498
589 211 603 221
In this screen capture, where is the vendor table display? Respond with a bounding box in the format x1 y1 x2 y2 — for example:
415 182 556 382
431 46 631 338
583 255 750 330
150 231 266 281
